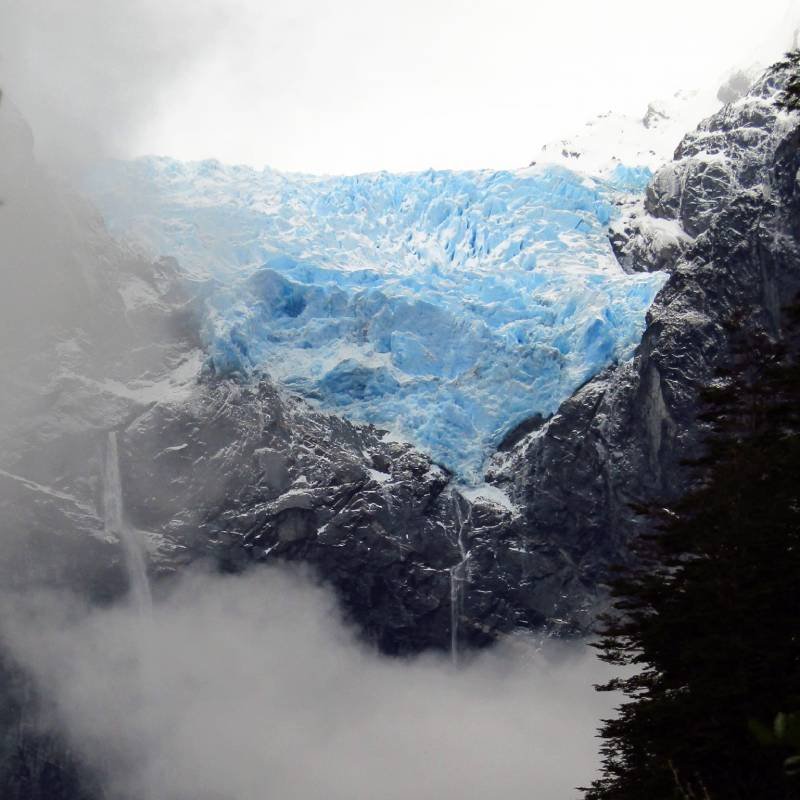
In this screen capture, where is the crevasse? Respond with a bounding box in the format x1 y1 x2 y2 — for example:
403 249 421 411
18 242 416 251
87 158 665 481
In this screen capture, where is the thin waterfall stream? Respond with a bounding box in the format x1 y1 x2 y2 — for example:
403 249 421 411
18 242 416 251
449 493 472 666
104 430 152 616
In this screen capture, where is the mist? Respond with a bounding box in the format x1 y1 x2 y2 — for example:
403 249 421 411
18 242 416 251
0 72 621 798
1 0 797 172
0 567 618 800
2 3 789 798
0 0 238 167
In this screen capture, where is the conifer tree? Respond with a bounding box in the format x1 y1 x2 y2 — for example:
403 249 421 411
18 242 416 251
585 303 800 800
777 50 800 112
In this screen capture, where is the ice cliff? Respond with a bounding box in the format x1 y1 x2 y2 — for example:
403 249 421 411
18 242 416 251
86 160 665 479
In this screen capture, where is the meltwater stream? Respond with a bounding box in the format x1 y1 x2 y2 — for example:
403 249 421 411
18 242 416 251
450 493 473 666
104 431 152 616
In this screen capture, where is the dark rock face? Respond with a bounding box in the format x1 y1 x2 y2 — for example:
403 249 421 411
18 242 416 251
0 651 103 800
117 376 538 654
4 64 800 655
489 63 800 626
1 59 799 800
0 98 536 665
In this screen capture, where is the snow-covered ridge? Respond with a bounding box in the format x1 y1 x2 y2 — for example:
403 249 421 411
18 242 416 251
538 88 719 178
86 159 666 481
535 67 763 180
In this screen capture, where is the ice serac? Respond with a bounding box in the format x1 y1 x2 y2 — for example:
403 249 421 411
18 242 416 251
489 59 800 623
87 161 666 479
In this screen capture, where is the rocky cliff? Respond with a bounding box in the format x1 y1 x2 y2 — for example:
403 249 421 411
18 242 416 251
3 60 800 659
488 59 800 620
0 96 537 666
1 56 799 799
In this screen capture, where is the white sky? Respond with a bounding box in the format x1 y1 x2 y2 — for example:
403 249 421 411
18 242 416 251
3 0 800 174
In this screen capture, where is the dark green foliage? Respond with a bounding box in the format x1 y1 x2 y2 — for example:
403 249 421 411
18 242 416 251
585 303 800 800
751 711 800 777
777 50 800 112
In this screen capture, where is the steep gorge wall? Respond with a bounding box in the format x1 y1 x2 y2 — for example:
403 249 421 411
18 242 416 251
1 58 799 800
489 60 800 621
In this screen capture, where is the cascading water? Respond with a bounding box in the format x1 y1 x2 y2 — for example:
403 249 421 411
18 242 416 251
449 493 472 666
104 431 152 615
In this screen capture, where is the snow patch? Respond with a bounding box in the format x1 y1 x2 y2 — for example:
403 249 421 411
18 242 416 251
458 483 518 514
536 86 723 181
367 468 391 485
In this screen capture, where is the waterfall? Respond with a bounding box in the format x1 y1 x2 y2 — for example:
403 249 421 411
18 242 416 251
449 493 471 666
104 431 152 615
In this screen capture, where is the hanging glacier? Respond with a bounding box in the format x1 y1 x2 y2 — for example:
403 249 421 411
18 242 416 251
86 158 666 481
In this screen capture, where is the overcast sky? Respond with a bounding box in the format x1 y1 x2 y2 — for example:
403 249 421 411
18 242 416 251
2 0 799 173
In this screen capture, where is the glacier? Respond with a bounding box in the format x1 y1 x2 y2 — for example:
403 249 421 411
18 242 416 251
86 158 666 481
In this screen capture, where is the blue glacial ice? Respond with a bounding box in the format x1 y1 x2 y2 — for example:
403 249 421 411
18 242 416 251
87 158 666 481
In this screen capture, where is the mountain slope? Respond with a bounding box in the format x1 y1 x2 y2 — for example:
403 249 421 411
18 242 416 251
2 54 799 800
489 59 800 601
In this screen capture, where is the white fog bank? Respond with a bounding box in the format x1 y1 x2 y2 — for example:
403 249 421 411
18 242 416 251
1 567 619 800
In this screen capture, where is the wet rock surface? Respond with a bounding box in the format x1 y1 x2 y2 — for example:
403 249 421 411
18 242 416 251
117 374 545 654
4 62 800 652
1 59 799 798
489 62 800 626
0 96 537 660
3 63 800 659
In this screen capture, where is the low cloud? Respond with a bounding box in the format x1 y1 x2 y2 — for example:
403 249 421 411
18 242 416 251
1 566 618 800
0 0 237 168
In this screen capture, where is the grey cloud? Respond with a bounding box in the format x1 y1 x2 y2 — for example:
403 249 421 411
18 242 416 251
0 0 236 167
1 567 619 800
